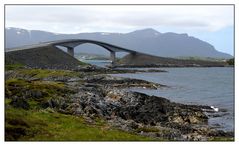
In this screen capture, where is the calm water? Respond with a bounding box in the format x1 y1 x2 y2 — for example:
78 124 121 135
84 60 234 131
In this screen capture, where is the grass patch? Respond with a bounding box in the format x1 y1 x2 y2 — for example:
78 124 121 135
78 60 89 66
5 98 12 105
6 78 68 97
5 107 153 141
5 63 24 71
16 69 83 79
227 58 234 65
208 137 234 141
5 78 74 109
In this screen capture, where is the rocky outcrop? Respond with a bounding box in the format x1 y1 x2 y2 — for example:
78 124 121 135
74 65 167 73
48 83 232 141
83 75 164 89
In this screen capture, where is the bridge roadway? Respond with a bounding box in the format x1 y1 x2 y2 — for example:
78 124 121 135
6 39 138 65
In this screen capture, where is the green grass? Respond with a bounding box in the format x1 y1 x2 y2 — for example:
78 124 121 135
5 63 24 70
227 58 234 65
16 69 83 79
176 56 225 62
5 78 74 109
77 60 89 66
6 78 69 97
208 137 234 141
5 107 153 141
5 98 12 105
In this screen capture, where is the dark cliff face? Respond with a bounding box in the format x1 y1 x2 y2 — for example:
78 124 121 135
5 27 232 59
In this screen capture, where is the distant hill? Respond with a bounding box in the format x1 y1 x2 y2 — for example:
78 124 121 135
6 45 83 70
5 27 232 59
117 52 228 67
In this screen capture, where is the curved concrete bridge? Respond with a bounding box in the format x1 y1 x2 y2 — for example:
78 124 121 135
7 39 138 66
50 39 137 65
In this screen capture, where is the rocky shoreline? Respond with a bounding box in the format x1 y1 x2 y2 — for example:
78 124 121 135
61 75 233 140
5 66 234 141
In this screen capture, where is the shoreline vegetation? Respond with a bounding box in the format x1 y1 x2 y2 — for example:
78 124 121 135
117 53 233 68
5 63 234 141
76 53 234 67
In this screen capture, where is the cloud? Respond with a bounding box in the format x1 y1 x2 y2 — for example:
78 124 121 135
5 5 234 33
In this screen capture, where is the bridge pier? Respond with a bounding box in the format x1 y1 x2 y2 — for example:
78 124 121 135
110 51 116 65
67 47 74 57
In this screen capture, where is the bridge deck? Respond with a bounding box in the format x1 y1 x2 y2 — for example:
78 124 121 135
6 39 137 54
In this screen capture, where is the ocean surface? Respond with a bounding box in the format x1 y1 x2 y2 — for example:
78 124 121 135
84 60 234 132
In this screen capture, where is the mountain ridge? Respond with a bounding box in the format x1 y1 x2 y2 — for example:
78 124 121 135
5 27 232 59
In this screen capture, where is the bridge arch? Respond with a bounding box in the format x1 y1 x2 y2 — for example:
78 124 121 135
51 39 137 65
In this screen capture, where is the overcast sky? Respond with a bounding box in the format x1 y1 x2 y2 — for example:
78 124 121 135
5 5 234 55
